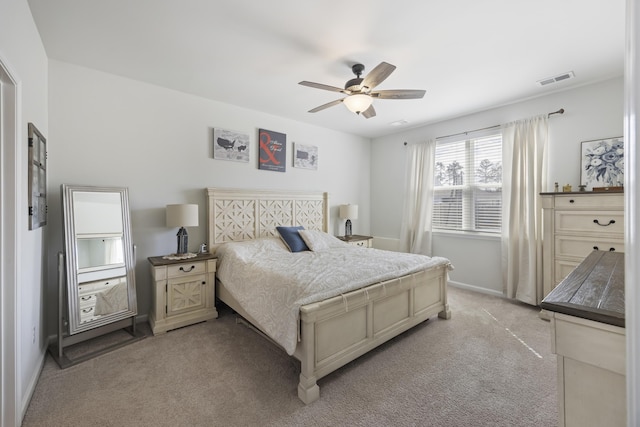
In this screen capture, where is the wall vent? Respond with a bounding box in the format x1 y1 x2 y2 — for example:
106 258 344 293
536 71 575 87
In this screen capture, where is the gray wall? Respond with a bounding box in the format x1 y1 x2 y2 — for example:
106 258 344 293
370 77 624 294
47 60 372 333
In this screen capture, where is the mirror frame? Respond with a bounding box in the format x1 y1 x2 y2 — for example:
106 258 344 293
61 184 138 335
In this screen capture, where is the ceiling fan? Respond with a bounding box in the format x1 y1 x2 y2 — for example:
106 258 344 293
299 62 425 119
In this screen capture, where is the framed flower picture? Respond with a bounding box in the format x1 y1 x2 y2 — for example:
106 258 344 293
580 136 624 191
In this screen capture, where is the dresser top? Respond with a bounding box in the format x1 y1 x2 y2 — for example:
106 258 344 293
148 252 217 267
541 250 625 327
540 190 623 195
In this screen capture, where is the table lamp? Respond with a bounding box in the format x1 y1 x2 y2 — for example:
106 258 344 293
339 204 358 237
166 204 198 258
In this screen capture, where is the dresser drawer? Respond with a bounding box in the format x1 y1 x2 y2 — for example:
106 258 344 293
554 259 581 284
554 194 624 209
555 236 624 259
167 261 206 278
555 211 624 235
78 276 125 295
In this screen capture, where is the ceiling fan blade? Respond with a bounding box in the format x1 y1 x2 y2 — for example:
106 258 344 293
361 104 376 119
308 98 344 113
372 89 426 99
361 62 396 91
299 81 350 94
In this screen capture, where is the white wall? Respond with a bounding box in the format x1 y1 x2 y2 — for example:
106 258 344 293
371 77 623 293
47 59 371 331
0 0 49 424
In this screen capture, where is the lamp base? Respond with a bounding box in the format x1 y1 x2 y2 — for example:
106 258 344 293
176 227 189 254
345 219 352 237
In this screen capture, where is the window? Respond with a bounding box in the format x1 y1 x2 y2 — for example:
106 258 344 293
433 133 502 233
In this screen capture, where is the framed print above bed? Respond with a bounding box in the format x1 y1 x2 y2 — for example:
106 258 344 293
213 128 250 163
258 128 286 172
580 136 624 191
293 143 318 170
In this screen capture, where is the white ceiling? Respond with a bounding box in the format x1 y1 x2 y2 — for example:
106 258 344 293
27 0 625 139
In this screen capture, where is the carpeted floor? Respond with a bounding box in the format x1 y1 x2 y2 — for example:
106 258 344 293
22 287 557 426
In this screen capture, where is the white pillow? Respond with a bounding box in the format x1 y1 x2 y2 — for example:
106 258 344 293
298 230 347 252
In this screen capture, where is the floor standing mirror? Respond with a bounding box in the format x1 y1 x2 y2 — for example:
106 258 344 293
50 184 145 368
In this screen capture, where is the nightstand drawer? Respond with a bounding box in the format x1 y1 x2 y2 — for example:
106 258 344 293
167 261 206 278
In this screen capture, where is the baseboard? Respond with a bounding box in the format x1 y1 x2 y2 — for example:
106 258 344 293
21 348 46 423
448 280 504 298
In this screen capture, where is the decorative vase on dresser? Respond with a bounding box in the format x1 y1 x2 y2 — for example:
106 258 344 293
540 191 624 298
148 252 218 334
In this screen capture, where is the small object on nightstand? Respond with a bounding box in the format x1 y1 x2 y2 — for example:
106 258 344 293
337 234 373 248
562 184 572 192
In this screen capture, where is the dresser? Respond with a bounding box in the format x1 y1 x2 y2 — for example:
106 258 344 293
541 191 624 298
148 253 218 334
541 250 626 427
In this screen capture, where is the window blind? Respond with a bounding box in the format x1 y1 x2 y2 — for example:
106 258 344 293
433 134 502 233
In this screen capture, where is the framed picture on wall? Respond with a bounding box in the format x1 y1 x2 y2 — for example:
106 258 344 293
28 122 47 230
213 128 250 163
293 143 318 170
258 128 286 172
580 136 624 191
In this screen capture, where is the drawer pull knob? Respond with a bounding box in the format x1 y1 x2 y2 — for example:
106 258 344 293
610 248 616 252
593 246 599 250
180 265 196 272
593 219 615 226
569 199 575 203
202 281 206 285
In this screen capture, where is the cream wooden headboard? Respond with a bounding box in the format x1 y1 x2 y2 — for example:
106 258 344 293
206 188 329 251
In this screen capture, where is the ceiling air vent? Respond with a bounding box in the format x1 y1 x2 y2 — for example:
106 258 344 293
536 71 575 87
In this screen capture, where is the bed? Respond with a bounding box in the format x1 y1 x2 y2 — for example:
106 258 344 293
206 187 451 404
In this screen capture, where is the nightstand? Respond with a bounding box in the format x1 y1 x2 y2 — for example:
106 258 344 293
337 235 373 248
148 253 218 334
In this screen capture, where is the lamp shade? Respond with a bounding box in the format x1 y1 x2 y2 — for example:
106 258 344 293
339 204 358 220
166 204 199 228
343 94 372 114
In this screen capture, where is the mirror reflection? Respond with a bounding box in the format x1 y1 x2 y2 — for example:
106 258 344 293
76 236 124 270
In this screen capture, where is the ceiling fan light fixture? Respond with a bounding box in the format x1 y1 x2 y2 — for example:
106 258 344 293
343 94 373 114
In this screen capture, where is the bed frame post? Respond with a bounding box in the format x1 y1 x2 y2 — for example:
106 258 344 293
438 276 451 319
297 312 320 404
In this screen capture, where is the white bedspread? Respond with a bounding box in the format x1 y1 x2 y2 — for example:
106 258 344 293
216 237 452 355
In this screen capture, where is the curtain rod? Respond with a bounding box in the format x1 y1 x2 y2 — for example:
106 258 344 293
403 108 565 145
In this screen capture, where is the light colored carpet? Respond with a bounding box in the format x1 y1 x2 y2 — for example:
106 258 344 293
22 287 557 426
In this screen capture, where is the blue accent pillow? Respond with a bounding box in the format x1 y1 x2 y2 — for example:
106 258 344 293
276 226 309 252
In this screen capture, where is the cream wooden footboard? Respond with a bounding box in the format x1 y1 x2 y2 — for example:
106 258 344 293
206 187 450 404
295 265 449 403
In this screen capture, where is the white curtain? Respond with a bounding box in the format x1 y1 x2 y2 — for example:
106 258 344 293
501 115 548 305
400 140 436 255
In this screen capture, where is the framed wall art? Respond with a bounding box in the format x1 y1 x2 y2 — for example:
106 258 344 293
28 122 47 230
580 136 624 191
213 128 250 163
293 143 318 170
258 128 286 172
